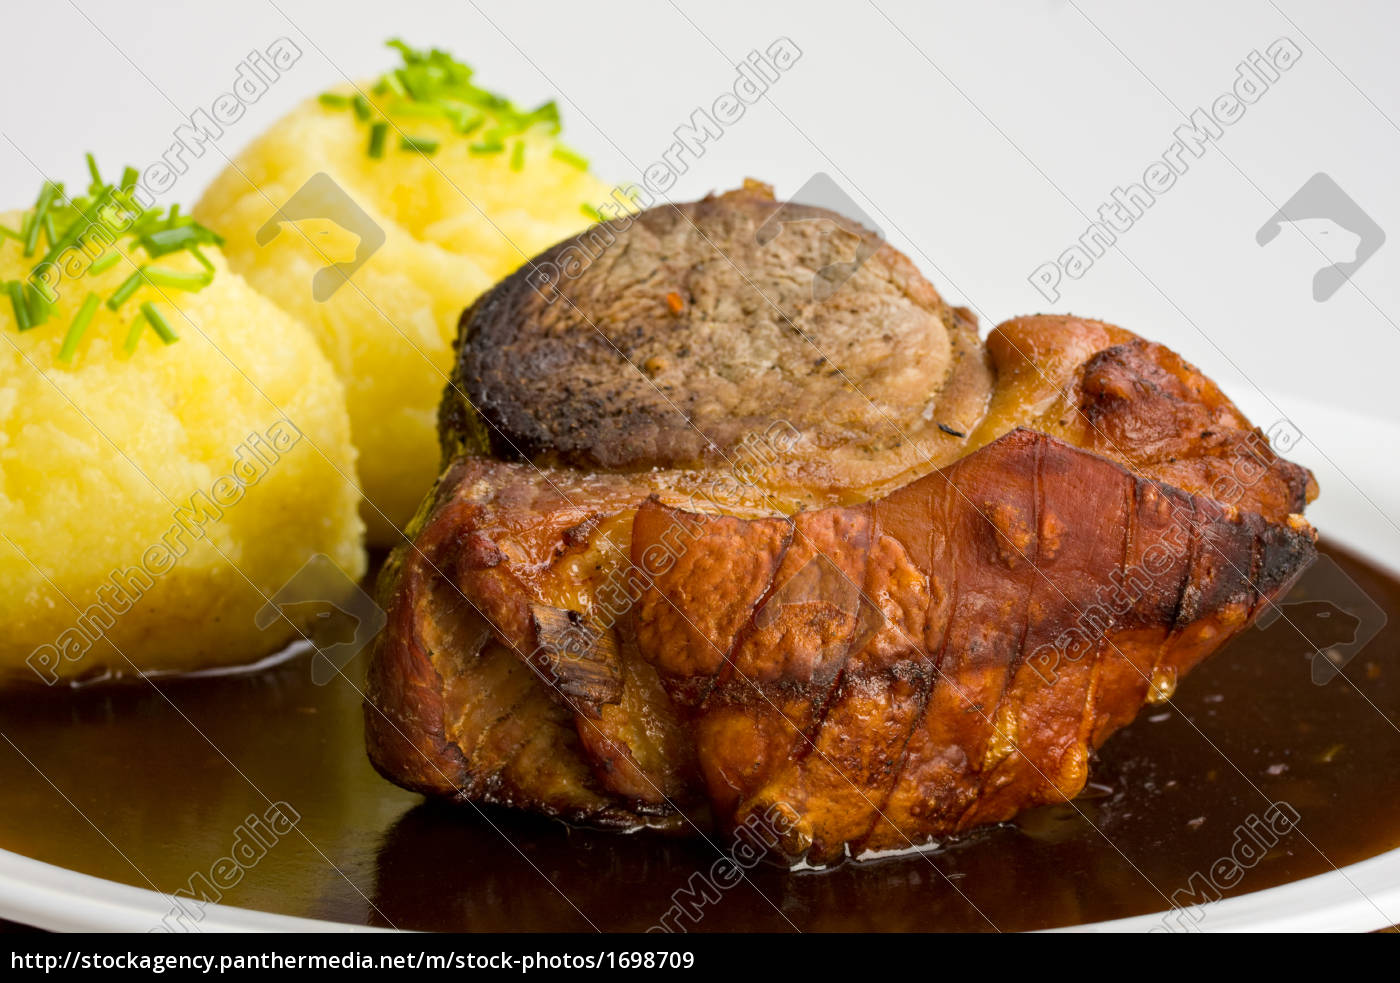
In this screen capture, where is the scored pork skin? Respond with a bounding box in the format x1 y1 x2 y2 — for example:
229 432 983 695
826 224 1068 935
366 317 1317 864
629 428 1313 861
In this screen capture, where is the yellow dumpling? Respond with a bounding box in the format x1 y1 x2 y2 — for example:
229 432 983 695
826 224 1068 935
195 47 618 543
0 214 364 682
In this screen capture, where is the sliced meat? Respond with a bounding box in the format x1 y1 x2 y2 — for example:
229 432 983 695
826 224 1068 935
367 316 1317 861
367 184 1319 864
444 180 993 501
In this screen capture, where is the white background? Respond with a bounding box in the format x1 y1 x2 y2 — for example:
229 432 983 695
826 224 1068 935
3 0 1398 547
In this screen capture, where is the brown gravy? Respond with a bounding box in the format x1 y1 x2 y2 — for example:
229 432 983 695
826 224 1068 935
1 540 1397 932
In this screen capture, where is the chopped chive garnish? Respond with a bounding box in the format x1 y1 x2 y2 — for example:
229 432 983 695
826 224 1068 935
469 140 504 156
7 282 32 331
25 282 52 327
551 145 589 170
88 250 121 275
19 212 38 258
143 266 213 290
510 141 525 172
58 292 101 362
139 301 178 344
188 245 214 272
319 41 573 161
123 313 144 353
107 267 147 311
381 71 407 98
580 203 605 223
399 135 440 154
139 224 220 257
367 122 389 159
5 156 223 355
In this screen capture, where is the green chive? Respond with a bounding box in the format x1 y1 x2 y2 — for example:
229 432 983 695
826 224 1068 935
88 250 121 275
18 213 37 258
140 301 178 344
107 267 147 311
24 282 52 327
399 135 439 154
580 203 604 223
120 167 139 192
7 281 32 331
367 122 388 159
123 313 144 353
143 266 213 291
510 141 525 172
318 92 350 109
37 187 115 269
58 293 100 362
188 245 214 272
86 153 103 187
551 145 589 170
0 224 20 242
352 92 372 121
469 139 504 156
139 225 219 257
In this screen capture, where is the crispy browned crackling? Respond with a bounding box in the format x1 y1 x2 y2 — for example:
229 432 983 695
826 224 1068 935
973 315 1315 525
443 181 993 506
367 429 1314 860
631 429 1313 862
370 203 1318 860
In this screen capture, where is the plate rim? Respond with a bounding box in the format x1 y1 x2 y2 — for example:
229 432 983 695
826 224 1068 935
3 397 1397 934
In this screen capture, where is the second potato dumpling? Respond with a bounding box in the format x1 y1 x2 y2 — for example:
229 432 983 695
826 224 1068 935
195 41 619 543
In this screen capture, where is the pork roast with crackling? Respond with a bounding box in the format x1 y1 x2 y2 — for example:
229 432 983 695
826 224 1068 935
366 183 1317 866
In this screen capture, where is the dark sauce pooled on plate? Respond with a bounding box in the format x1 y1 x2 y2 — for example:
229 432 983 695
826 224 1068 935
0 541 1397 932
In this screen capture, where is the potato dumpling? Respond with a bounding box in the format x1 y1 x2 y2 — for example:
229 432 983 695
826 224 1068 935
0 217 364 682
195 45 618 543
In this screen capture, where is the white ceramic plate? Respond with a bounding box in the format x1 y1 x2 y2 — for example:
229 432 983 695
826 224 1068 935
0 396 1396 933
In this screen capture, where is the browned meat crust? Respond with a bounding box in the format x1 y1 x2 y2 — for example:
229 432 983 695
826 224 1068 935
368 184 1318 865
629 428 1313 861
444 181 993 500
367 326 1317 865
